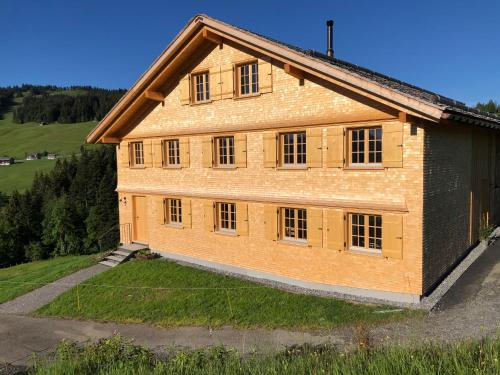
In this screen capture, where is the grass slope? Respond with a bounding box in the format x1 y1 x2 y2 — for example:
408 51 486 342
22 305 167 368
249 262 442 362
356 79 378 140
31 334 500 375
0 255 97 304
36 259 421 329
0 110 97 193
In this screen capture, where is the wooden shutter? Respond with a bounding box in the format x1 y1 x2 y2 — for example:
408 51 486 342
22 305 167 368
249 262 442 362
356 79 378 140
307 208 323 247
327 209 345 251
152 139 163 168
382 123 403 168
263 132 277 168
306 128 323 168
182 198 192 228
179 74 191 105
143 140 153 167
236 202 249 236
326 127 344 168
382 213 403 259
209 66 221 101
204 201 215 232
155 196 165 225
119 141 129 168
202 136 213 168
220 64 234 99
264 205 278 241
235 133 247 168
258 59 273 94
180 137 190 168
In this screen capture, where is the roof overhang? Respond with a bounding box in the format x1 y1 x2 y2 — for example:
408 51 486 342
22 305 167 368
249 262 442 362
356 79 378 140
86 14 497 144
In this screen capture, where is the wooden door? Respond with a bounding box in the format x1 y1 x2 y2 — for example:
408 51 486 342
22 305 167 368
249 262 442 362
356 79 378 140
132 196 148 244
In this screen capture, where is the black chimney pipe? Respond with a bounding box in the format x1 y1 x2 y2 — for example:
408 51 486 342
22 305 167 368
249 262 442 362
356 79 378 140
326 20 334 57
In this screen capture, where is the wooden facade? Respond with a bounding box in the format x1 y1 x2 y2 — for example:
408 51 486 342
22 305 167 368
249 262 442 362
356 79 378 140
87 15 500 303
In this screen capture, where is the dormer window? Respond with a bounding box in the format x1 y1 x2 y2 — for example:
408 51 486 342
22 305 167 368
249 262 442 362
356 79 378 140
238 62 259 96
193 72 210 102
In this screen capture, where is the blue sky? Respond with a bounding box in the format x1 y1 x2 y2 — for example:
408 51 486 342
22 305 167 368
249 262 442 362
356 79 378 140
1 0 499 106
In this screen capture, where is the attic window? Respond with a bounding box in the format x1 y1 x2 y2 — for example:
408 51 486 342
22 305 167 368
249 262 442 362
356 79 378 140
193 72 210 102
238 62 259 96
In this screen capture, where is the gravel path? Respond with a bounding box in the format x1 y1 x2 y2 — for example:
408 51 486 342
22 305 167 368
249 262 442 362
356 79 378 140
0 264 108 315
0 241 499 367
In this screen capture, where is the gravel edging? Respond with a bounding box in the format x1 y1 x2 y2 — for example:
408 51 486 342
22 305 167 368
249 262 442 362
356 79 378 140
420 227 500 310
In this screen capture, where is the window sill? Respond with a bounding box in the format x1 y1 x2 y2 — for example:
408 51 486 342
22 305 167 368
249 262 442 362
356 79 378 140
213 166 237 170
344 165 384 171
190 100 212 106
129 165 146 169
276 165 308 170
215 230 237 237
278 239 308 247
234 93 261 100
347 247 382 257
162 165 182 169
164 223 183 229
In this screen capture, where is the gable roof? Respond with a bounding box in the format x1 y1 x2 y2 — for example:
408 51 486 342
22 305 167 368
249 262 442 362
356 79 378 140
86 14 500 144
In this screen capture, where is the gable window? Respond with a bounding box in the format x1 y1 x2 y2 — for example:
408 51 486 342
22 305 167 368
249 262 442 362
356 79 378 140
349 127 382 166
216 202 236 233
281 207 307 242
130 141 144 167
350 213 382 253
280 131 306 167
165 198 182 226
193 72 210 102
214 136 235 167
164 139 180 167
238 62 259 96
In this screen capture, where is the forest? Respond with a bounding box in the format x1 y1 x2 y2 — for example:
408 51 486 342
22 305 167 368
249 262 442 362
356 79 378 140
0 146 118 267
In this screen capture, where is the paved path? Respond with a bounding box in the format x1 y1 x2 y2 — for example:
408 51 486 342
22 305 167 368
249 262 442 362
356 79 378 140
0 264 107 315
0 241 499 367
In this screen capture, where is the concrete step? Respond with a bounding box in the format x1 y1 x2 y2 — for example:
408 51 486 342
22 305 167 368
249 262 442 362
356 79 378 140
120 243 148 252
106 255 127 262
99 260 119 267
113 250 133 257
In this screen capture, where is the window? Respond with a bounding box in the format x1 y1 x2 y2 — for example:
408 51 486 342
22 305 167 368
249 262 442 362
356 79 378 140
165 198 182 226
280 132 306 167
281 207 307 242
350 213 382 253
130 142 144 167
193 72 210 102
214 136 235 167
164 139 180 167
349 127 382 165
216 202 236 233
238 62 259 96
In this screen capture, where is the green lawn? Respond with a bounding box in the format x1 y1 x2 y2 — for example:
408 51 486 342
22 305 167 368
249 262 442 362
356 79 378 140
36 259 422 329
0 110 98 193
0 255 98 304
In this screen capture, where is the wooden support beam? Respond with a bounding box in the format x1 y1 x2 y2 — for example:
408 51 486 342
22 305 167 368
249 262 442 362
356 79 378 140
284 63 304 80
143 90 165 102
398 111 408 123
100 136 120 144
202 28 223 45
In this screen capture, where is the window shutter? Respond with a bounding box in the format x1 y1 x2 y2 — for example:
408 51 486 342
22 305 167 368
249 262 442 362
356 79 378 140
180 137 190 168
263 132 277 168
382 123 403 168
119 141 129 168
179 74 191 105
306 128 323 168
264 205 278 241
235 133 247 168
152 139 163 168
382 213 403 259
236 202 249 236
155 196 165 225
143 140 153 167
181 198 192 228
220 64 234 99
204 201 215 232
209 66 221 101
307 208 323 247
258 59 273 94
326 127 344 168
327 209 345 251
202 136 213 168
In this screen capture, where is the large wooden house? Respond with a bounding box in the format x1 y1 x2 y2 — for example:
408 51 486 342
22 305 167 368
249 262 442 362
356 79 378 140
87 15 500 303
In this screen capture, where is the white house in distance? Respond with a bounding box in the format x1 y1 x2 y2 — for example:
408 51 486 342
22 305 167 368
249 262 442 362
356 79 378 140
0 157 14 166
26 153 40 161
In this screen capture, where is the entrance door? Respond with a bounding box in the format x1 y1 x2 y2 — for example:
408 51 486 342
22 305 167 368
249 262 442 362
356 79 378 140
132 196 148 244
